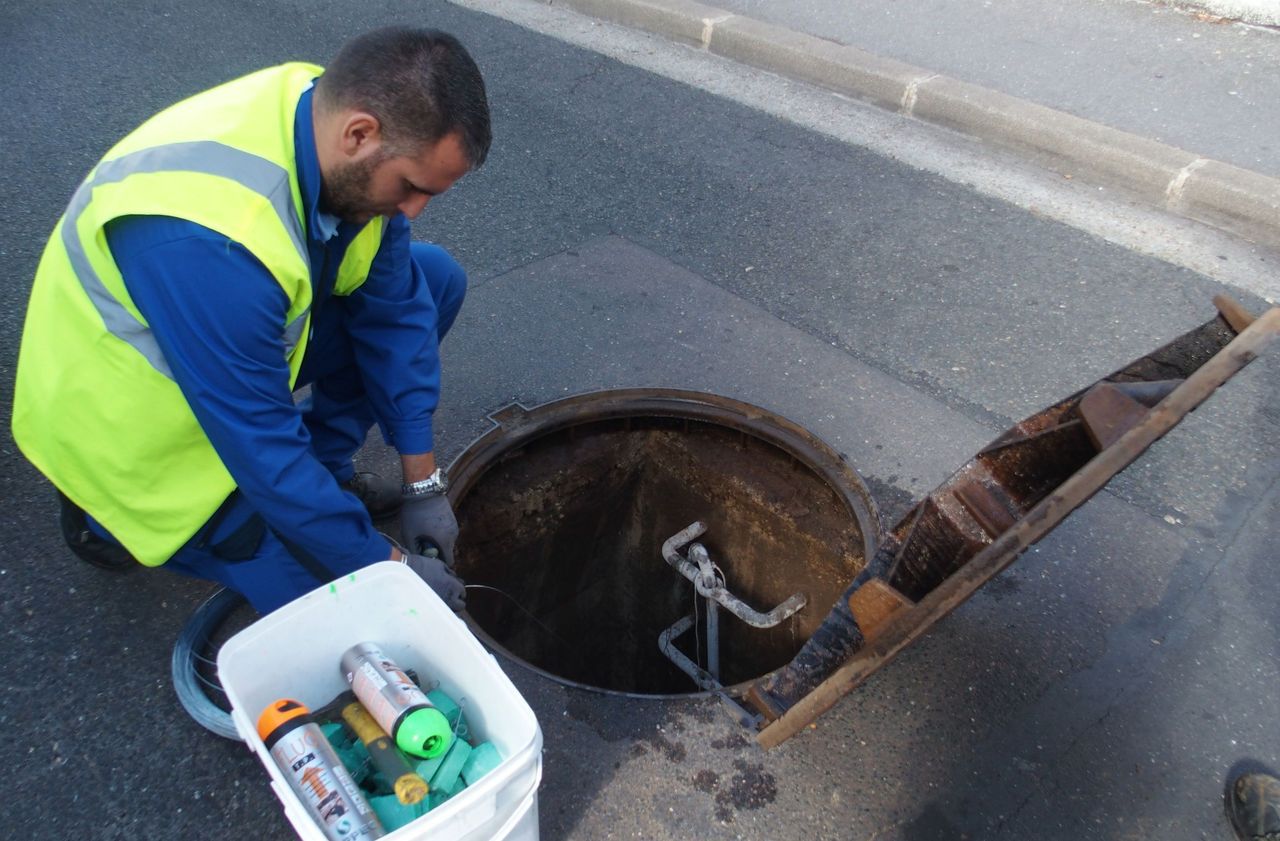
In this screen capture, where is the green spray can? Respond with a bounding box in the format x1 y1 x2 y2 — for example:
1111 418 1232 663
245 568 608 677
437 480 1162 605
340 642 453 759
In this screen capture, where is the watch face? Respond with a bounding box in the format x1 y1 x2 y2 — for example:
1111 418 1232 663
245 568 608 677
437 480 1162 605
405 470 448 496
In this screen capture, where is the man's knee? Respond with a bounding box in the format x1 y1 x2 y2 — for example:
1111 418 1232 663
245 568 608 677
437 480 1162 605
165 529 326 616
410 242 467 338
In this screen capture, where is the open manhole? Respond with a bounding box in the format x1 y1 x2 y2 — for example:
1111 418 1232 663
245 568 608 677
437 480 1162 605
450 389 880 697
173 297 1275 746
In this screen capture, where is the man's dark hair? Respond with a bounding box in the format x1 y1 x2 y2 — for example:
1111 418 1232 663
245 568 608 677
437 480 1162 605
316 27 491 167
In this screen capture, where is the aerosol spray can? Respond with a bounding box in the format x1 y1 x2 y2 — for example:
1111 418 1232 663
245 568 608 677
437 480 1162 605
341 642 452 759
258 699 384 841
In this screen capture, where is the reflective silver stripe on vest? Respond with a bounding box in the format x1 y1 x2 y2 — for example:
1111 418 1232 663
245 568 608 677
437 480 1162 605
62 140 308 378
283 308 309 356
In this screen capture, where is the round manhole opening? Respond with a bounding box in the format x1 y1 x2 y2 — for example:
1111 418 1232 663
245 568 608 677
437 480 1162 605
452 389 878 697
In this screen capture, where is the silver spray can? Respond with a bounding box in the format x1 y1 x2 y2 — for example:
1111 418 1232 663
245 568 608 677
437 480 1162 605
257 698 384 841
340 641 453 759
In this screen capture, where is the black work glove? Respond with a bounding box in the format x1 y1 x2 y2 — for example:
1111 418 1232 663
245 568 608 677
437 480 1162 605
400 493 459 568
403 551 466 612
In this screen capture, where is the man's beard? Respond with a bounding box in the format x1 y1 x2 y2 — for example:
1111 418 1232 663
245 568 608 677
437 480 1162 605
321 150 389 224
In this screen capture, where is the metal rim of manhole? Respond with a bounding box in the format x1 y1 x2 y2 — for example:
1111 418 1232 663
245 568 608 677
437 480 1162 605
448 387 881 700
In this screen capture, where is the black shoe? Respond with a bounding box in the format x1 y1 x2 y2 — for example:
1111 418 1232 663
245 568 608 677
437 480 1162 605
340 472 402 520
1228 773 1280 840
58 492 136 571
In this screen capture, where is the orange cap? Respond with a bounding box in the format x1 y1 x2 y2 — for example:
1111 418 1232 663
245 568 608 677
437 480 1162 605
257 698 311 742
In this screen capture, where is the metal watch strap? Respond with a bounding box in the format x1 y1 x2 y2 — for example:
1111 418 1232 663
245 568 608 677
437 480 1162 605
402 468 448 498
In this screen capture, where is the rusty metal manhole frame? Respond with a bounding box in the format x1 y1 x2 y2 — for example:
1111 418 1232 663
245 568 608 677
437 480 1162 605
746 296 1279 747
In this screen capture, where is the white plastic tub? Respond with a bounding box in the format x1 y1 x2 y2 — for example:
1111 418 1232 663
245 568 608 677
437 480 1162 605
218 562 543 841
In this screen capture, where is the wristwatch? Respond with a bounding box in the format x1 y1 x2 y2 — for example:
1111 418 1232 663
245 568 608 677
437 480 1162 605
402 468 448 498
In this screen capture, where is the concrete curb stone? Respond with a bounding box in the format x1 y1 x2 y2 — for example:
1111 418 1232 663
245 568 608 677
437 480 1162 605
910 76 1199 204
708 15 922 111
1180 160 1280 250
552 0 718 46
1181 0 1280 26
546 0 1280 251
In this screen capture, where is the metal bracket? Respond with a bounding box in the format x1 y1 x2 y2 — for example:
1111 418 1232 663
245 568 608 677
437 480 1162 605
658 614 721 691
658 522 807 715
657 612 765 731
661 522 808 627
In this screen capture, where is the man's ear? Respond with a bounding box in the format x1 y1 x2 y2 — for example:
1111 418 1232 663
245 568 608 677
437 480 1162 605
339 112 383 158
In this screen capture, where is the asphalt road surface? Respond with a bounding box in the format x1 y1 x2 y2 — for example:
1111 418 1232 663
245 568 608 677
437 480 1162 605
2 0 1277 839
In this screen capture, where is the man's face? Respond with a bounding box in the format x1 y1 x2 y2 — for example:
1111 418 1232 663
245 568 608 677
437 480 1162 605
322 131 471 226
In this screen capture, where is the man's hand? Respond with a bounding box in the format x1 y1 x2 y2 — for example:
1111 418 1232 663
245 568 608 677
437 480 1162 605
402 550 466 611
401 493 459 567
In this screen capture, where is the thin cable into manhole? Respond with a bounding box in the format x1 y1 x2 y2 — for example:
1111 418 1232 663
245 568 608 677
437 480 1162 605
464 583 577 650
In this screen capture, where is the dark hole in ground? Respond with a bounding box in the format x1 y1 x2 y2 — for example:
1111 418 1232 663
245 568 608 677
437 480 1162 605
455 414 867 694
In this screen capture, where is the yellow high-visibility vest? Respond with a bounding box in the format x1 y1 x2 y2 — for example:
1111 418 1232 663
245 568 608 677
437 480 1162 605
12 63 386 565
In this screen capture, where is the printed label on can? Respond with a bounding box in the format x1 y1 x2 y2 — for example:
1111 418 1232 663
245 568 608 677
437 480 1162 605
345 644 433 737
271 727 376 838
350 664 399 732
386 664 427 700
358 660 387 690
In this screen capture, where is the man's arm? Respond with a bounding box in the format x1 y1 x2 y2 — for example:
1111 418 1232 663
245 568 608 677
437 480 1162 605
401 451 437 485
106 215 396 573
339 214 441 466
336 216 460 565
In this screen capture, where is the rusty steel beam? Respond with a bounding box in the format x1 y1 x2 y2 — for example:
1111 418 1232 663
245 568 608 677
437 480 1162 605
751 301 1280 748
1215 293 1257 333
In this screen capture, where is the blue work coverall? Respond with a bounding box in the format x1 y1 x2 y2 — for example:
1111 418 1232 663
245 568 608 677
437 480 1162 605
90 86 465 613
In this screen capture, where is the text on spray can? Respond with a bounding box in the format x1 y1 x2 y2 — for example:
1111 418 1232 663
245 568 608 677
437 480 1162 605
258 699 384 841
340 642 452 759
